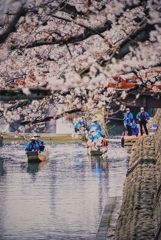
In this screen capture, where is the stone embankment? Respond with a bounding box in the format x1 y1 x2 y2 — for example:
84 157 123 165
113 109 161 240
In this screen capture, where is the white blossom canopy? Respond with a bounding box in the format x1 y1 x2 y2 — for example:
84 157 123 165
0 0 161 132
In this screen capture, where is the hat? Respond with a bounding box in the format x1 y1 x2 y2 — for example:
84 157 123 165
140 107 144 110
92 117 98 122
90 127 96 133
30 136 36 141
33 133 40 137
78 117 83 122
126 108 130 111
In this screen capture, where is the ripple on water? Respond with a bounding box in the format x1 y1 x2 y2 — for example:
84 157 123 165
0 141 129 240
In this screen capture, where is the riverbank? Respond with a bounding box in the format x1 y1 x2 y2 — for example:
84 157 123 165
94 112 160 240
112 109 161 240
2 133 82 143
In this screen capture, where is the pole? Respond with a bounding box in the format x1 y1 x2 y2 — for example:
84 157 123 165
106 117 124 121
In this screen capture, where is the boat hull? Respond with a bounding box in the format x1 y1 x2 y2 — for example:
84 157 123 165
121 135 141 147
27 151 49 162
88 147 108 157
90 150 103 156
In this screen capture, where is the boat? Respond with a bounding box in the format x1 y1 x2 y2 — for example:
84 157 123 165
121 135 141 147
26 150 49 162
88 146 108 157
84 129 108 158
82 137 108 157
87 142 108 156
121 123 158 147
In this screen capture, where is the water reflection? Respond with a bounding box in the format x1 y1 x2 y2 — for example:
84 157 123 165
26 160 47 173
125 155 130 169
74 152 84 170
0 159 6 176
90 156 108 179
124 146 132 169
26 160 49 181
0 142 128 240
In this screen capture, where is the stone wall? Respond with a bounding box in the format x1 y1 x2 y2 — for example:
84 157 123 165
114 109 161 240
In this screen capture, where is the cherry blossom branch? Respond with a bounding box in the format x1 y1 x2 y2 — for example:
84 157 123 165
59 2 87 17
20 107 82 125
7 100 32 111
80 21 157 75
0 87 52 101
51 14 105 38
110 23 156 60
0 3 26 44
10 19 112 50
132 69 161 87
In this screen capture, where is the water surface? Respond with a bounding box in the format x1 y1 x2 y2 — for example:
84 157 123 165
0 141 129 240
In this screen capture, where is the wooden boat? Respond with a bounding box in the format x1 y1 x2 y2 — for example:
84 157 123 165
90 149 102 156
121 135 141 147
87 146 108 157
121 123 158 147
26 151 49 162
82 137 108 157
26 159 48 173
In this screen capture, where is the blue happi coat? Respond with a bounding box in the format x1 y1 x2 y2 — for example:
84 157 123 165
131 123 139 135
89 131 104 141
124 112 133 126
37 138 45 151
25 141 40 151
87 121 102 132
136 111 150 123
74 119 86 131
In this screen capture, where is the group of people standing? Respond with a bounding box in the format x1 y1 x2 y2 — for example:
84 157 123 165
124 107 150 136
73 106 150 144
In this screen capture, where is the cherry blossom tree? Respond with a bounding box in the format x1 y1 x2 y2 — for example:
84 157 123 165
0 0 161 133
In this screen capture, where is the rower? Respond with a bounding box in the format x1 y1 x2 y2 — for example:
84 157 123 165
25 137 40 152
33 133 45 151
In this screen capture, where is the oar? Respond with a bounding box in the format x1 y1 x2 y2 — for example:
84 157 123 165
106 117 124 121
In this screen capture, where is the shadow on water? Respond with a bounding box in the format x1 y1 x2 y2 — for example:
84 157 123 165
73 152 85 170
0 141 130 240
26 160 41 173
26 160 49 181
89 155 109 179
124 146 132 170
0 158 6 176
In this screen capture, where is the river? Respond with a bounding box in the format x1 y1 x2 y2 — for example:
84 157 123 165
0 140 130 240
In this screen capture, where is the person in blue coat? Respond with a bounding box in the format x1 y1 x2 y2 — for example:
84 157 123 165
124 108 134 136
88 129 105 149
25 137 40 152
74 117 86 132
131 119 139 136
89 129 105 141
33 133 45 151
87 117 102 132
136 107 150 136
